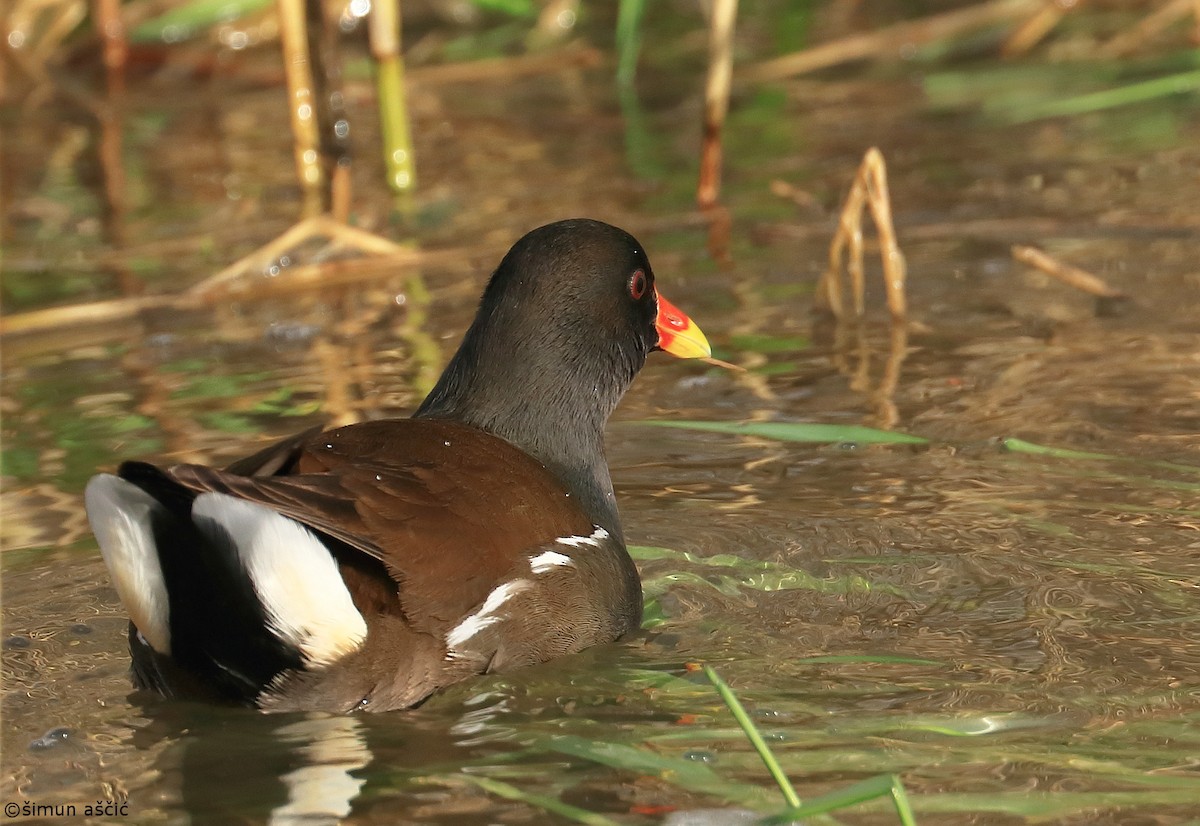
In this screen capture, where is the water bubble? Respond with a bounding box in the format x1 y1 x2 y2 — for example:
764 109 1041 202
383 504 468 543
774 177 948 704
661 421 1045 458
265 321 319 344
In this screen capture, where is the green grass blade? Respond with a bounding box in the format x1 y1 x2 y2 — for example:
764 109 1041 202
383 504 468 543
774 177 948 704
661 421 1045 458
377 54 415 194
131 0 273 43
890 776 918 826
761 774 901 823
910 789 1200 816
616 0 647 87
640 420 928 445
728 333 811 353
541 735 768 807
703 666 800 809
1002 438 1117 462
1008 69 1200 123
459 776 622 826
1003 438 1200 476
469 0 537 17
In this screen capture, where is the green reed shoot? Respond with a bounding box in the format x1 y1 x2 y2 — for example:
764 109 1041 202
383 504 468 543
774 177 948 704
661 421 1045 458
704 665 917 825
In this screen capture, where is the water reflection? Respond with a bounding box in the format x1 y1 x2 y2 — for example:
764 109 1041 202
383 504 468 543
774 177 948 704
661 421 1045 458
270 716 369 825
129 710 374 824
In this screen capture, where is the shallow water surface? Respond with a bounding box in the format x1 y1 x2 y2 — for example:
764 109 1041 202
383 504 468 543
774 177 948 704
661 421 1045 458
3 12 1200 825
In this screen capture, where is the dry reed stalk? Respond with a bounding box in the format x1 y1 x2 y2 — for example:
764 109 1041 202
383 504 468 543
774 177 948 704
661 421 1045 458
697 0 738 209
186 215 411 298
277 0 324 214
0 295 179 337
817 148 907 321
306 0 352 221
742 0 1040 83
1 241 487 338
1001 0 1074 57
1101 0 1196 56
1011 245 1125 298
92 0 126 83
188 248 471 302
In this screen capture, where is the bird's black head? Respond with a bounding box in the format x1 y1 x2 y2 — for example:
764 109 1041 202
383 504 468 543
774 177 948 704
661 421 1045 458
420 219 709 426
415 218 709 529
475 219 667 385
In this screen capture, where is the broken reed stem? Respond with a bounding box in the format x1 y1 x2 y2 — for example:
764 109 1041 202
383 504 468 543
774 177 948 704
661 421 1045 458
864 152 907 319
824 171 867 318
92 0 127 89
1001 0 1070 56
1101 0 1195 57
306 0 353 221
1011 245 1125 298
88 0 137 295
697 0 738 209
12 2 86 87
702 356 747 373
186 215 410 298
0 244 486 338
0 296 177 337
817 148 907 321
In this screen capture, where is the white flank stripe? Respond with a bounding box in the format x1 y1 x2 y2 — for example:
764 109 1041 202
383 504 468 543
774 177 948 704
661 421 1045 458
529 550 574 573
85 474 172 654
192 494 367 667
445 580 531 649
555 526 610 549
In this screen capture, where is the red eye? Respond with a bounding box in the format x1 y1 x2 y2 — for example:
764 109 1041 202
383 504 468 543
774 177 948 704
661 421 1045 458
629 269 647 300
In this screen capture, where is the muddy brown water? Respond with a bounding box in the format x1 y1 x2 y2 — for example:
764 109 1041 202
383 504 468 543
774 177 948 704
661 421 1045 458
3 23 1200 826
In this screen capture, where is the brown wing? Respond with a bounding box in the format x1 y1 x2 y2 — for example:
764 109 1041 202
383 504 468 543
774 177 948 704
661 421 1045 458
167 419 593 635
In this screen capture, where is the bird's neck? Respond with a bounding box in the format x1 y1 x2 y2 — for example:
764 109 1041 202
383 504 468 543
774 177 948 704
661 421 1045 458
414 322 638 538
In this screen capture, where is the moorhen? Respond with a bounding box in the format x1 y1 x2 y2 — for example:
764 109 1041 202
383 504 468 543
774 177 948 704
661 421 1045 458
84 218 710 712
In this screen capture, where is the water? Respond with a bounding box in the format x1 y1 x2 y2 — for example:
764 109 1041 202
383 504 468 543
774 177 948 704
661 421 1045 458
4 11 1200 824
